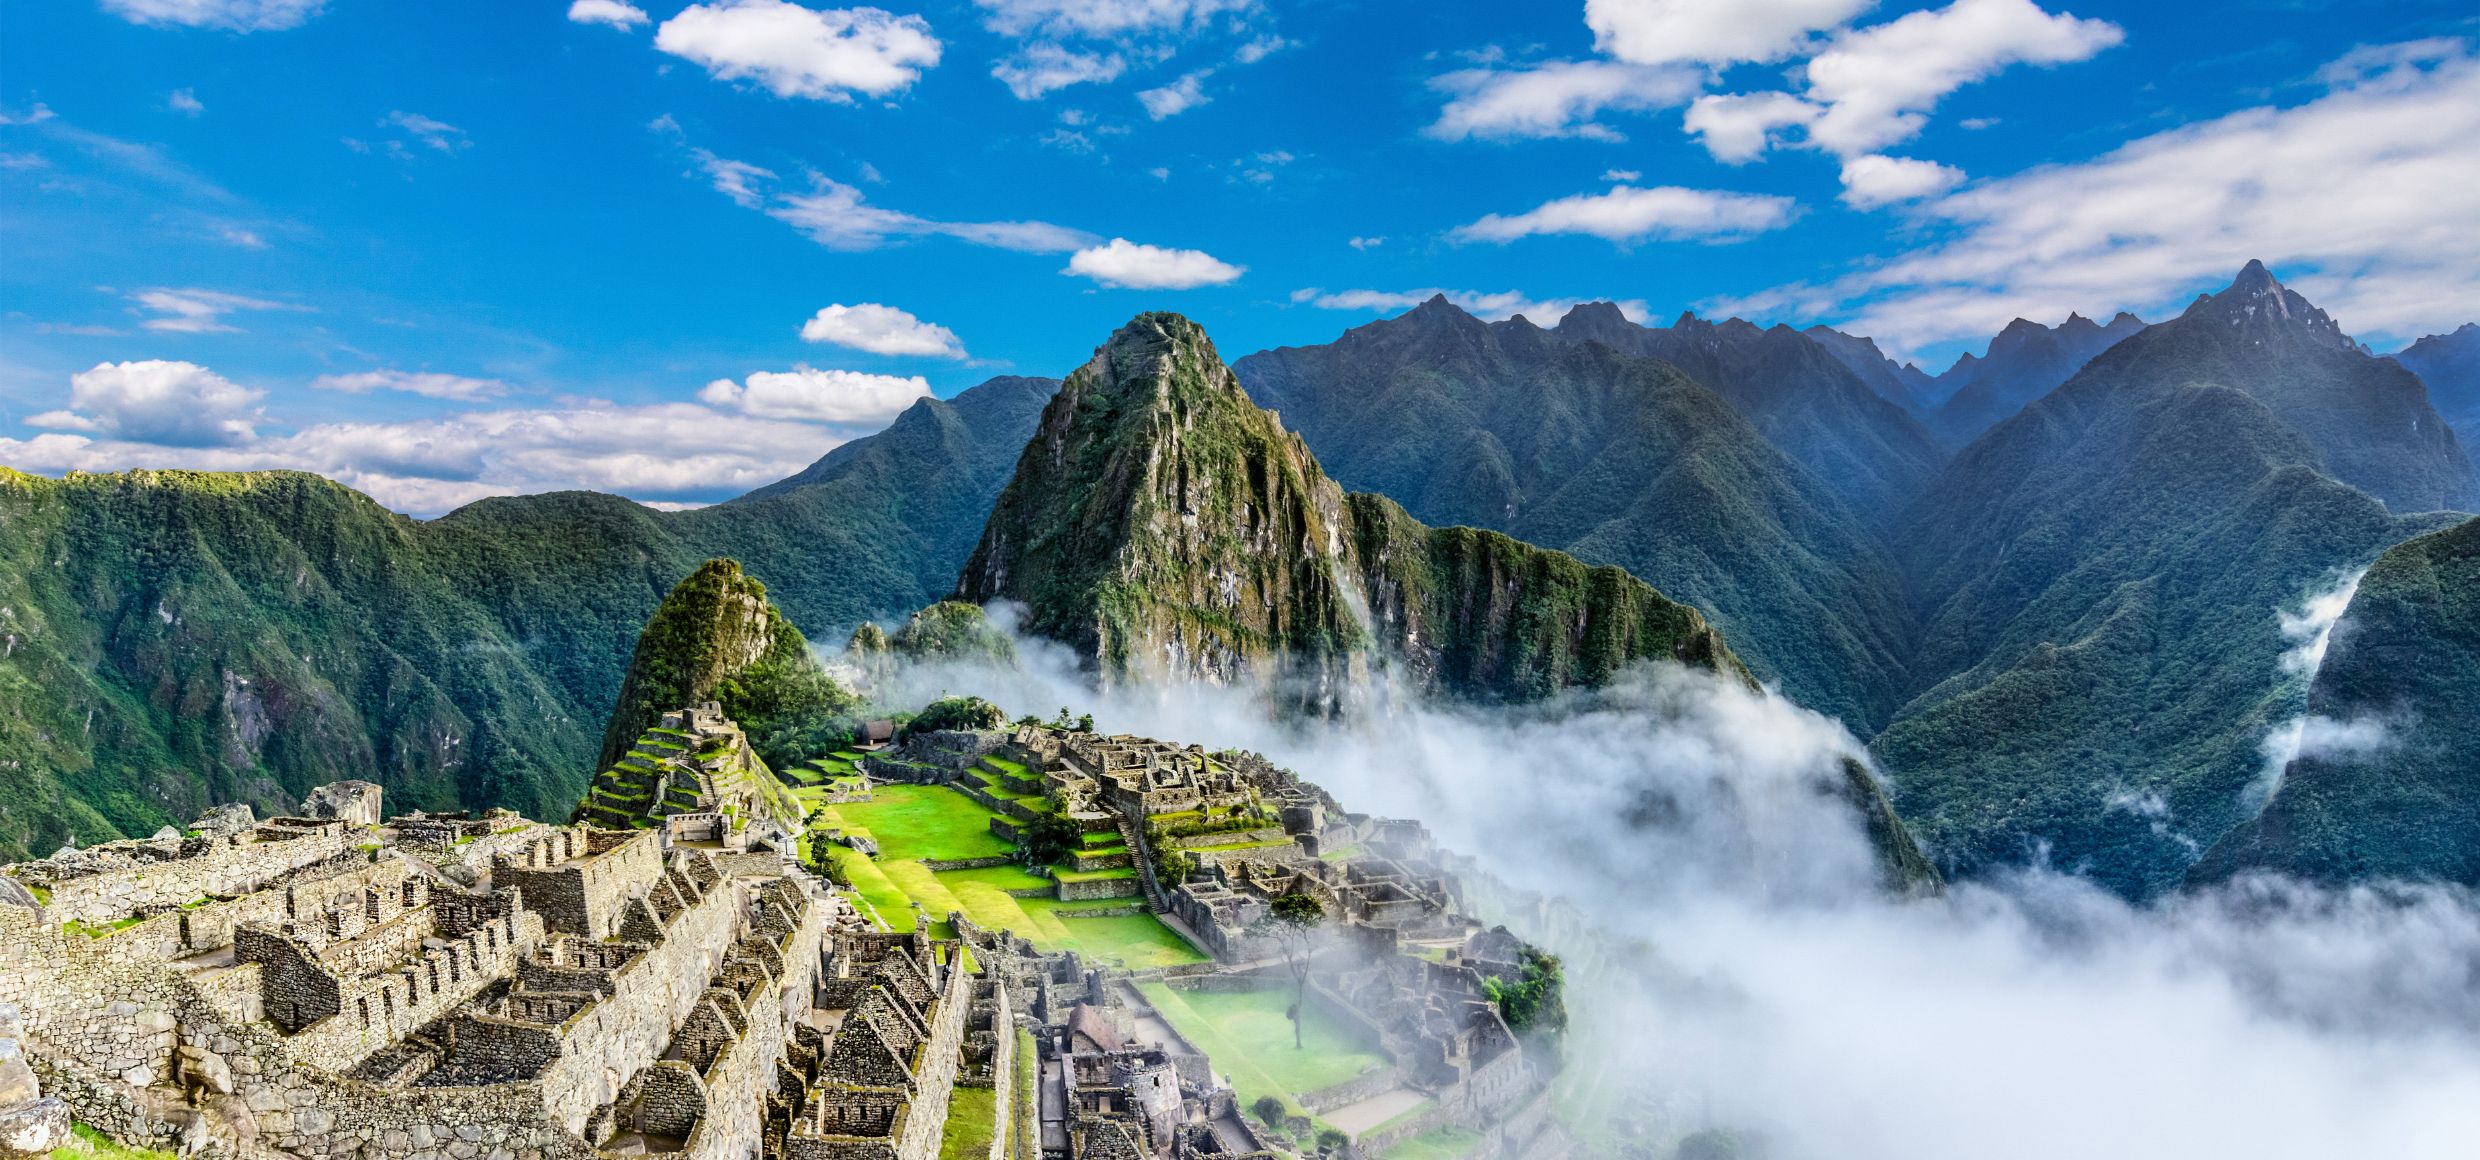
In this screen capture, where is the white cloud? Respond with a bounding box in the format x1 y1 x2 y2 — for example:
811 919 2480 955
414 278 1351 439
1138 71 1213 119
1749 40 2480 352
690 148 777 207
1348 235 1383 251
1453 184 1800 245
993 44 1125 99
655 0 942 102
1427 60 1703 141
1801 0 2123 156
798 303 967 358
0 403 860 516
1064 238 1243 289
673 150 1094 252
28 360 265 447
1233 35 1289 64
1684 91 1824 163
973 0 1253 39
1601 168 1642 182
1839 153 1965 208
310 370 508 402
764 177 1095 252
1292 287 1650 325
698 366 933 422
1586 0 1872 66
99 0 323 32
383 111 468 153
128 287 307 334
168 89 204 116
567 0 650 29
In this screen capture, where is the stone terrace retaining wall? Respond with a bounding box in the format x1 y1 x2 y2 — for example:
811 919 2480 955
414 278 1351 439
532 867 747 1134
20 828 359 927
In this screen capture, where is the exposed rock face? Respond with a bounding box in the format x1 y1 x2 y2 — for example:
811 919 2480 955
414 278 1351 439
0 1003 68 1160
957 313 1747 709
298 780 383 827
2196 516 2480 885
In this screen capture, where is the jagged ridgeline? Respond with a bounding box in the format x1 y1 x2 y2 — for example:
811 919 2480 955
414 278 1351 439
954 312 1745 705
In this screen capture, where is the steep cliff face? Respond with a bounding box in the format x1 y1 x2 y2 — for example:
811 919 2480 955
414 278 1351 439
2195 516 2480 885
955 313 1747 706
596 559 852 773
957 313 1372 697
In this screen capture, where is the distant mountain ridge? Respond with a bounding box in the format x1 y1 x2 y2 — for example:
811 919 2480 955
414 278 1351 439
0 375 1048 861
2395 323 2480 453
1928 311 2146 447
1878 261 2472 896
1234 298 1921 730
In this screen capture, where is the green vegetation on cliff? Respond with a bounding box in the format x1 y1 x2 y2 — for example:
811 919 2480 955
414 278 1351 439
596 558 856 773
2195 516 2480 885
1234 297 1918 730
958 312 1748 705
1878 264 2470 898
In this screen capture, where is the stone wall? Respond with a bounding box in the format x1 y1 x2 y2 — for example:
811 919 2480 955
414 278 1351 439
669 883 829 1160
1053 877 1140 903
531 864 745 1134
493 830 662 940
0 904 598 1160
18 828 359 927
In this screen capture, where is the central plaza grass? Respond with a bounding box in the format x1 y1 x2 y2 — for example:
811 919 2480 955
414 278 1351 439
819 784 1013 861
1136 982 1387 1115
813 783 1206 969
936 1086 997 1160
1379 1127 1481 1160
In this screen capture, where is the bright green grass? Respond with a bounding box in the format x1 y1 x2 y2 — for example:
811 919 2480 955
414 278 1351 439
982 755 1028 776
1077 830 1121 848
822 785 1012 861
937 1086 997 1160
51 1124 177 1160
1051 866 1136 884
1379 1127 1480 1160
1137 983 1386 1118
1186 838 1295 854
938 864 1052 892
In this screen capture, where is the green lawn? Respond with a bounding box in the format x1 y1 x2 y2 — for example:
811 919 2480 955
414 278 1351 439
938 1085 997 1160
1380 1127 1481 1160
1136 982 1388 1115
821 785 1013 861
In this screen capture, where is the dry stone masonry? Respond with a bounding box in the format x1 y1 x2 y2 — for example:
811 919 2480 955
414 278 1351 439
4 707 1572 1160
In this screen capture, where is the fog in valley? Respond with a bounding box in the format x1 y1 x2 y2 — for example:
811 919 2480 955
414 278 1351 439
861 606 2480 1159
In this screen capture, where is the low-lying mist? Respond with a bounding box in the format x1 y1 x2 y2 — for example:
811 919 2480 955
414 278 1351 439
865 610 2480 1159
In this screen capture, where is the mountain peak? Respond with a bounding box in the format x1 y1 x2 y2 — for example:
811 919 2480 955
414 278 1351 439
2181 260 2353 352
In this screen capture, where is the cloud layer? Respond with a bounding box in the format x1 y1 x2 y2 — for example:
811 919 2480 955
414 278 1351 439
1454 185 1800 245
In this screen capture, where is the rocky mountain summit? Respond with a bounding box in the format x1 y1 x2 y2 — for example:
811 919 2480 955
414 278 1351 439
957 312 1742 706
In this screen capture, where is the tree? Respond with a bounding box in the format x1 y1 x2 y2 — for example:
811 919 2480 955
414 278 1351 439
1250 1095 1287 1129
1253 891 1327 1048
1015 812 1082 871
1486 945 1568 1038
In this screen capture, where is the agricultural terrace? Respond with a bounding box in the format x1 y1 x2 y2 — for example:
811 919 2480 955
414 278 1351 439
807 781 1206 970
1136 982 1390 1122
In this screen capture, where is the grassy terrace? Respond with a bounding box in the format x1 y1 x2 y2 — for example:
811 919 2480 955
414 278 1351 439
1136 983 1388 1120
937 1085 997 1160
811 784 1206 970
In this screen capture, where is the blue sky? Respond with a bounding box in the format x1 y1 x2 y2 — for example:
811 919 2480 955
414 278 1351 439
3 0 2475 512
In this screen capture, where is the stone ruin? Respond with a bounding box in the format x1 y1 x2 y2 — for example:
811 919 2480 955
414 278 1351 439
5 709 1573 1160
